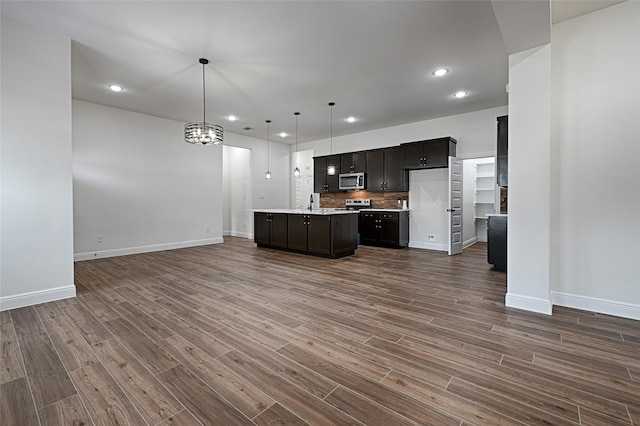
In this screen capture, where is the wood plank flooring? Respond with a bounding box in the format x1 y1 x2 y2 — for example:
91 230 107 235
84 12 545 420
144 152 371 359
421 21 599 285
2 237 639 425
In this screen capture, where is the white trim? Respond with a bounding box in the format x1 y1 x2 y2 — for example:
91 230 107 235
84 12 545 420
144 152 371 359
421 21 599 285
552 291 640 321
0 285 76 312
74 238 223 261
463 236 478 249
408 241 447 251
505 292 552 315
223 230 252 239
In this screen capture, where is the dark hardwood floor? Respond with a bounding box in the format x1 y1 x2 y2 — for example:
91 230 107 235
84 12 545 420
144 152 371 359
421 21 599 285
2 237 639 425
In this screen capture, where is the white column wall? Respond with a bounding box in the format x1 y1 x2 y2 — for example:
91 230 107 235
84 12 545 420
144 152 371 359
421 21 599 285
1 17 75 310
506 44 553 315
550 2 640 319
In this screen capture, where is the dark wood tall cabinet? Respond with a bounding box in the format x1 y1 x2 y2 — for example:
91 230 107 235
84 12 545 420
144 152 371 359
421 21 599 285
365 147 408 192
497 115 508 187
313 155 341 192
487 215 507 272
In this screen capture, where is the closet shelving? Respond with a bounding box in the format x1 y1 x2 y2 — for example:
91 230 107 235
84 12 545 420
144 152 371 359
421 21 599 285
474 161 496 220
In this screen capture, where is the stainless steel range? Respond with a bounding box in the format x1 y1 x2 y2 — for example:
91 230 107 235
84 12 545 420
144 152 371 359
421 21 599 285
345 199 371 210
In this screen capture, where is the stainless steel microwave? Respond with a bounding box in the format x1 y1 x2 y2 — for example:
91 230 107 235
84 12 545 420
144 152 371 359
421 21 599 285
339 172 365 190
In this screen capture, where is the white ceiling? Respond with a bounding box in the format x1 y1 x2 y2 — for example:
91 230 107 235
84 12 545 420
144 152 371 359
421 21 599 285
0 1 625 144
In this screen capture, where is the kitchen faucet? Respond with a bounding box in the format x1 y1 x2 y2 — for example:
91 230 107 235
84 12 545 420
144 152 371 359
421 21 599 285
309 194 314 210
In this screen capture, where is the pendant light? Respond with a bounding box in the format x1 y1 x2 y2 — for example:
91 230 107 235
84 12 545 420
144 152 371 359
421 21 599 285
327 102 336 175
293 112 301 177
265 120 272 180
184 58 223 145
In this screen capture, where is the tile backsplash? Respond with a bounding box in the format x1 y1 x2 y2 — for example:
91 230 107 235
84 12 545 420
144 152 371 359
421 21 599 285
320 191 409 209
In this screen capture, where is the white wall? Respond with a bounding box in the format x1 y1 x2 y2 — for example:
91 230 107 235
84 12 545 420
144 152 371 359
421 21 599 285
296 106 507 249
223 146 252 238
550 1 640 319
73 100 224 259
506 44 553 315
1 17 75 310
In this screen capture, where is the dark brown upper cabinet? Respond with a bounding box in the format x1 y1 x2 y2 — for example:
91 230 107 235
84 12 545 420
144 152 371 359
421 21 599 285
400 137 457 170
497 115 508 187
340 151 366 174
366 147 408 192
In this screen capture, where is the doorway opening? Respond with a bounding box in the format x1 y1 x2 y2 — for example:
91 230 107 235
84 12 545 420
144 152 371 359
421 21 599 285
462 156 497 248
223 146 252 238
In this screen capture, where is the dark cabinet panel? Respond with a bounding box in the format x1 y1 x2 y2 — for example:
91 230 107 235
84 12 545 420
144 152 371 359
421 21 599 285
400 137 457 170
254 213 287 248
287 214 308 251
359 211 379 245
254 213 271 246
358 211 409 248
340 152 366 174
307 215 332 256
383 146 407 191
365 147 408 192
497 115 508 187
313 155 341 192
487 215 507 272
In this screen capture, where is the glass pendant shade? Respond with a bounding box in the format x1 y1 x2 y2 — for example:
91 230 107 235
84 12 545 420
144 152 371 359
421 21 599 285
184 58 223 145
327 164 336 176
265 170 272 180
293 166 301 177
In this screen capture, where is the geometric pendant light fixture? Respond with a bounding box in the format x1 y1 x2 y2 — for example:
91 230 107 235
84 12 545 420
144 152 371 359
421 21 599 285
184 58 224 145
293 112 301 178
327 102 336 175
265 120 272 180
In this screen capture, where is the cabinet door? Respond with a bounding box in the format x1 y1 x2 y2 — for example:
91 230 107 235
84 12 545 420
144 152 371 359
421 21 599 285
423 139 448 168
496 115 508 187
287 214 308 251
254 213 271 245
378 213 399 245
340 152 366 174
365 150 385 192
401 142 424 169
383 147 408 191
313 157 328 192
307 215 332 255
326 155 341 191
359 211 379 244
270 213 288 248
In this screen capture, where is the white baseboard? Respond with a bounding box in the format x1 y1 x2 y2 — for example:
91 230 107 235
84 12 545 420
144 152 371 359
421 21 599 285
463 237 478 249
505 292 553 315
0 285 76 312
74 237 224 261
408 241 447 251
223 231 252 239
552 291 640 321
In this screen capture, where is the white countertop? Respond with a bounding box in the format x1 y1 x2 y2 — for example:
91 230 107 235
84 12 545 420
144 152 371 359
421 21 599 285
252 209 359 215
368 208 410 212
486 213 508 217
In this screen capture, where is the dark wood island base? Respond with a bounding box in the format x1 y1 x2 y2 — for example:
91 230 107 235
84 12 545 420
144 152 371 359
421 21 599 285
254 211 359 258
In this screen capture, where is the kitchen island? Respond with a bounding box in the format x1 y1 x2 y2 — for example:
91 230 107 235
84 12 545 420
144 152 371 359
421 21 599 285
254 209 359 258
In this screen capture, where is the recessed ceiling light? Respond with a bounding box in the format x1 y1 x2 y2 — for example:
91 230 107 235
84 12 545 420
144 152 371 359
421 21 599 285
433 68 449 77
346 116 356 123
108 84 123 92
453 91 468 98
279 132 287 138
227 115 237 121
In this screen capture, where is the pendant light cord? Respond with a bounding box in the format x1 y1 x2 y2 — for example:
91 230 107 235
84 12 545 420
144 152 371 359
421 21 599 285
202 61 206 124
266 120 271 170
329 102 335 155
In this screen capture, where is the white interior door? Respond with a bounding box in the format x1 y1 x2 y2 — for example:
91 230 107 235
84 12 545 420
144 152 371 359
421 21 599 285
448 156 463 255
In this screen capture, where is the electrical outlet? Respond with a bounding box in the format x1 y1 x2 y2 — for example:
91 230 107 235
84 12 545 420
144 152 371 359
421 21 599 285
97 235 103 243
428 234 435 241
205 227 210 234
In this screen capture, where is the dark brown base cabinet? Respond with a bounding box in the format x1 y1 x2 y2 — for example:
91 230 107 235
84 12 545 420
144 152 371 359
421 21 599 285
254 212 288 249
255 212 358 258
359 211 409 248
487 215 507 272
